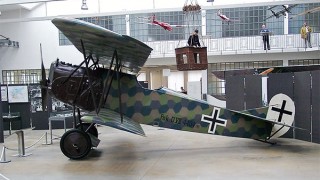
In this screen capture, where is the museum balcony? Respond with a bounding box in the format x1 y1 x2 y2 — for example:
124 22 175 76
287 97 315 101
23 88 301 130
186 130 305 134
145 32 320 58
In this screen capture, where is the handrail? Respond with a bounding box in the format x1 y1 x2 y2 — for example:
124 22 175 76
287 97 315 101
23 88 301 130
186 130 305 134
145 33 320 58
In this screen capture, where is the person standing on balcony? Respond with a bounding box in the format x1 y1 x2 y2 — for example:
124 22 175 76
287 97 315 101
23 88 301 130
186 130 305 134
260 24 271 50
300 22 312 48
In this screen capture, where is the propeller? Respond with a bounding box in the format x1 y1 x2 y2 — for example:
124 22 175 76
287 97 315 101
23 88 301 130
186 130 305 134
39 43 48 111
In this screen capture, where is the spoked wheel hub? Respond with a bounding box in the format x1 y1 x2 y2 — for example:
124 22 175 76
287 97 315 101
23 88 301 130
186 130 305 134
60 129 91 159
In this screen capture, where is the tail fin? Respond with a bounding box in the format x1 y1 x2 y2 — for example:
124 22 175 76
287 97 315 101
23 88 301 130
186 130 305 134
266 94 295 138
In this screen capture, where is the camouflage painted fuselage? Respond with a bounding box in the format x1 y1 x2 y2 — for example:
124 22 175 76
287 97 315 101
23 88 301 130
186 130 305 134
104 71 272 140
49 62 272 140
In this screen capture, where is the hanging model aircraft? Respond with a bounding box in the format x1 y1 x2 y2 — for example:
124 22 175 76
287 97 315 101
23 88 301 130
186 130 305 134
136 14 187 31
216 9 240 24
290 6 320 19
265 4 298 20
137 14 201 31
43 17 304 160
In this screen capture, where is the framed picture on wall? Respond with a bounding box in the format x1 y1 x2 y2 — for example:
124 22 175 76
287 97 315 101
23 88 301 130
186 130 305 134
8 85 29 103
29 84 42 112
1 86 8 101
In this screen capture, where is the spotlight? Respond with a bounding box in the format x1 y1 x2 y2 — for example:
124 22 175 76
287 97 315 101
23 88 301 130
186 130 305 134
81 0 88 10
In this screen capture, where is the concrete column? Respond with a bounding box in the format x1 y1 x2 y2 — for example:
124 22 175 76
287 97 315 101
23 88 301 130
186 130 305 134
125 14 130 36
284 5 289 35
201 10 206 36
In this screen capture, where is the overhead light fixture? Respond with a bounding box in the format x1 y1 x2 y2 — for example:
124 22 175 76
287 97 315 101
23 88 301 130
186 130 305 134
81 0 88 10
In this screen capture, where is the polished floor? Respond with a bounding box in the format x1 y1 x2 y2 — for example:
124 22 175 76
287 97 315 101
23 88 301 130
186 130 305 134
1 125 320 180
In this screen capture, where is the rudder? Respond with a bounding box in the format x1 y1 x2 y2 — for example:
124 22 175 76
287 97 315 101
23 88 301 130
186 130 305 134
266 93 295 138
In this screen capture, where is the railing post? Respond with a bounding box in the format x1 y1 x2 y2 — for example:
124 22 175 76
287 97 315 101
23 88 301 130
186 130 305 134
13 130 32 157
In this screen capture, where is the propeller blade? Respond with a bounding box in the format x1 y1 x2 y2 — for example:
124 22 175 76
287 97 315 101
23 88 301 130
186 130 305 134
40 43 48 111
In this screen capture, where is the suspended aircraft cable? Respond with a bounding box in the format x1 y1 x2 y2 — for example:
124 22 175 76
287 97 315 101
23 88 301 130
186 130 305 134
181 0 202 47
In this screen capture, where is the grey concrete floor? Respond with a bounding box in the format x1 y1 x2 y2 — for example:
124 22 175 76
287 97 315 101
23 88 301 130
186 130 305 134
0 125 320 180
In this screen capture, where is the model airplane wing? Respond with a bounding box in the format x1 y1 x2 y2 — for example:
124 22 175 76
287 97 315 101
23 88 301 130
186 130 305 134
264 14 277 21
52 17 153 74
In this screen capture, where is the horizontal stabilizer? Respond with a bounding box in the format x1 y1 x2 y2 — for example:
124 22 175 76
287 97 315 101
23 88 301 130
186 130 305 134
229 109 300 129
81 109 145 136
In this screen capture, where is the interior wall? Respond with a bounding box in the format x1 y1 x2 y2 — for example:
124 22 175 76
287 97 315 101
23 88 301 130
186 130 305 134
150 70 162 90
0 20 83 83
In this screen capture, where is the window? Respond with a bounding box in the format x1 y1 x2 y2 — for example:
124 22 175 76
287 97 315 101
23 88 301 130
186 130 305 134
288 59 320 66
289 3 320 34
2 69 48 84
206 6 284 38
130 11 199 42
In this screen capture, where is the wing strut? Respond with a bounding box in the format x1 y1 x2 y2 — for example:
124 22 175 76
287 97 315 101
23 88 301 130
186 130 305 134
80 40 99 114
115 50 124 123
96 49 124 123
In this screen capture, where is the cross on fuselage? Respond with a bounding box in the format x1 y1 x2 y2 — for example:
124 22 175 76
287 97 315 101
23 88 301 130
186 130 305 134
201 107 227 134
271 100 293 122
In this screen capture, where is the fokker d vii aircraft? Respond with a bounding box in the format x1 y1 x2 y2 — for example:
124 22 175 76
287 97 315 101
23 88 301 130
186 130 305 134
265 4 298 20
45 17 303 160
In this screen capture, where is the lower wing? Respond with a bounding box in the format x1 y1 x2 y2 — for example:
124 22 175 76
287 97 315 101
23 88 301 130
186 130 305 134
81 108 145 136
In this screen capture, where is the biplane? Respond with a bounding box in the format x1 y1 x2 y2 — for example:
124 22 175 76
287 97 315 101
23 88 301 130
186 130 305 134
45 17 303 160
136 14 183 31
216 10 240 24
136 14 200 31
265 4 298 20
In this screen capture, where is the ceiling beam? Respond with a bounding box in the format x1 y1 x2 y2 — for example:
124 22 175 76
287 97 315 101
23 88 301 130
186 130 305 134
0 0 66 6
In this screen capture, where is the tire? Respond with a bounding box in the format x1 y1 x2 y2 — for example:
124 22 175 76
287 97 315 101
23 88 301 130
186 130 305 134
60 129 92 160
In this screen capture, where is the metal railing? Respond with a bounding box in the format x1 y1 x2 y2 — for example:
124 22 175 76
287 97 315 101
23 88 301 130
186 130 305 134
145 33 320 58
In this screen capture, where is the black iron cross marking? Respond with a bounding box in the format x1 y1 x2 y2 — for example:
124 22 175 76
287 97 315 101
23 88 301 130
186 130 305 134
271 100 293 122
201 107 227 134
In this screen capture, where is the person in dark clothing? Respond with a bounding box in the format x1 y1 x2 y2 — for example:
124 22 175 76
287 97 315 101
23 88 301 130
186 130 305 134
188 29 201 47
187 29 201 63
260 24 271 50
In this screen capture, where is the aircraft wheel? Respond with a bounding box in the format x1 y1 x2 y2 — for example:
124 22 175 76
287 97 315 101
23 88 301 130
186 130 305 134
76 123 98 138
60 129 92 160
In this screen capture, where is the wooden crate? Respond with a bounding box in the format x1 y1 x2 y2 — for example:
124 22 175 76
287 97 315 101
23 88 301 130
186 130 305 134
175 47 208 71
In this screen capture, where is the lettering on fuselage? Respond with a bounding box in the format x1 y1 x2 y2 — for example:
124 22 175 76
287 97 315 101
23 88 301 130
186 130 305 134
160 114 182 124
160 114 196 128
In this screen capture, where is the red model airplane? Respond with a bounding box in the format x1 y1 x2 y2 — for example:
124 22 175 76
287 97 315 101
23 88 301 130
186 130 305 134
137 14 196 31
216 10 240 24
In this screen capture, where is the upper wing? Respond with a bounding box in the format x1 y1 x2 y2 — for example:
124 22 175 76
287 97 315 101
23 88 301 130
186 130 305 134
264 15 275 21
52 17 153 74
267 5 278 10
286 4 298 11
